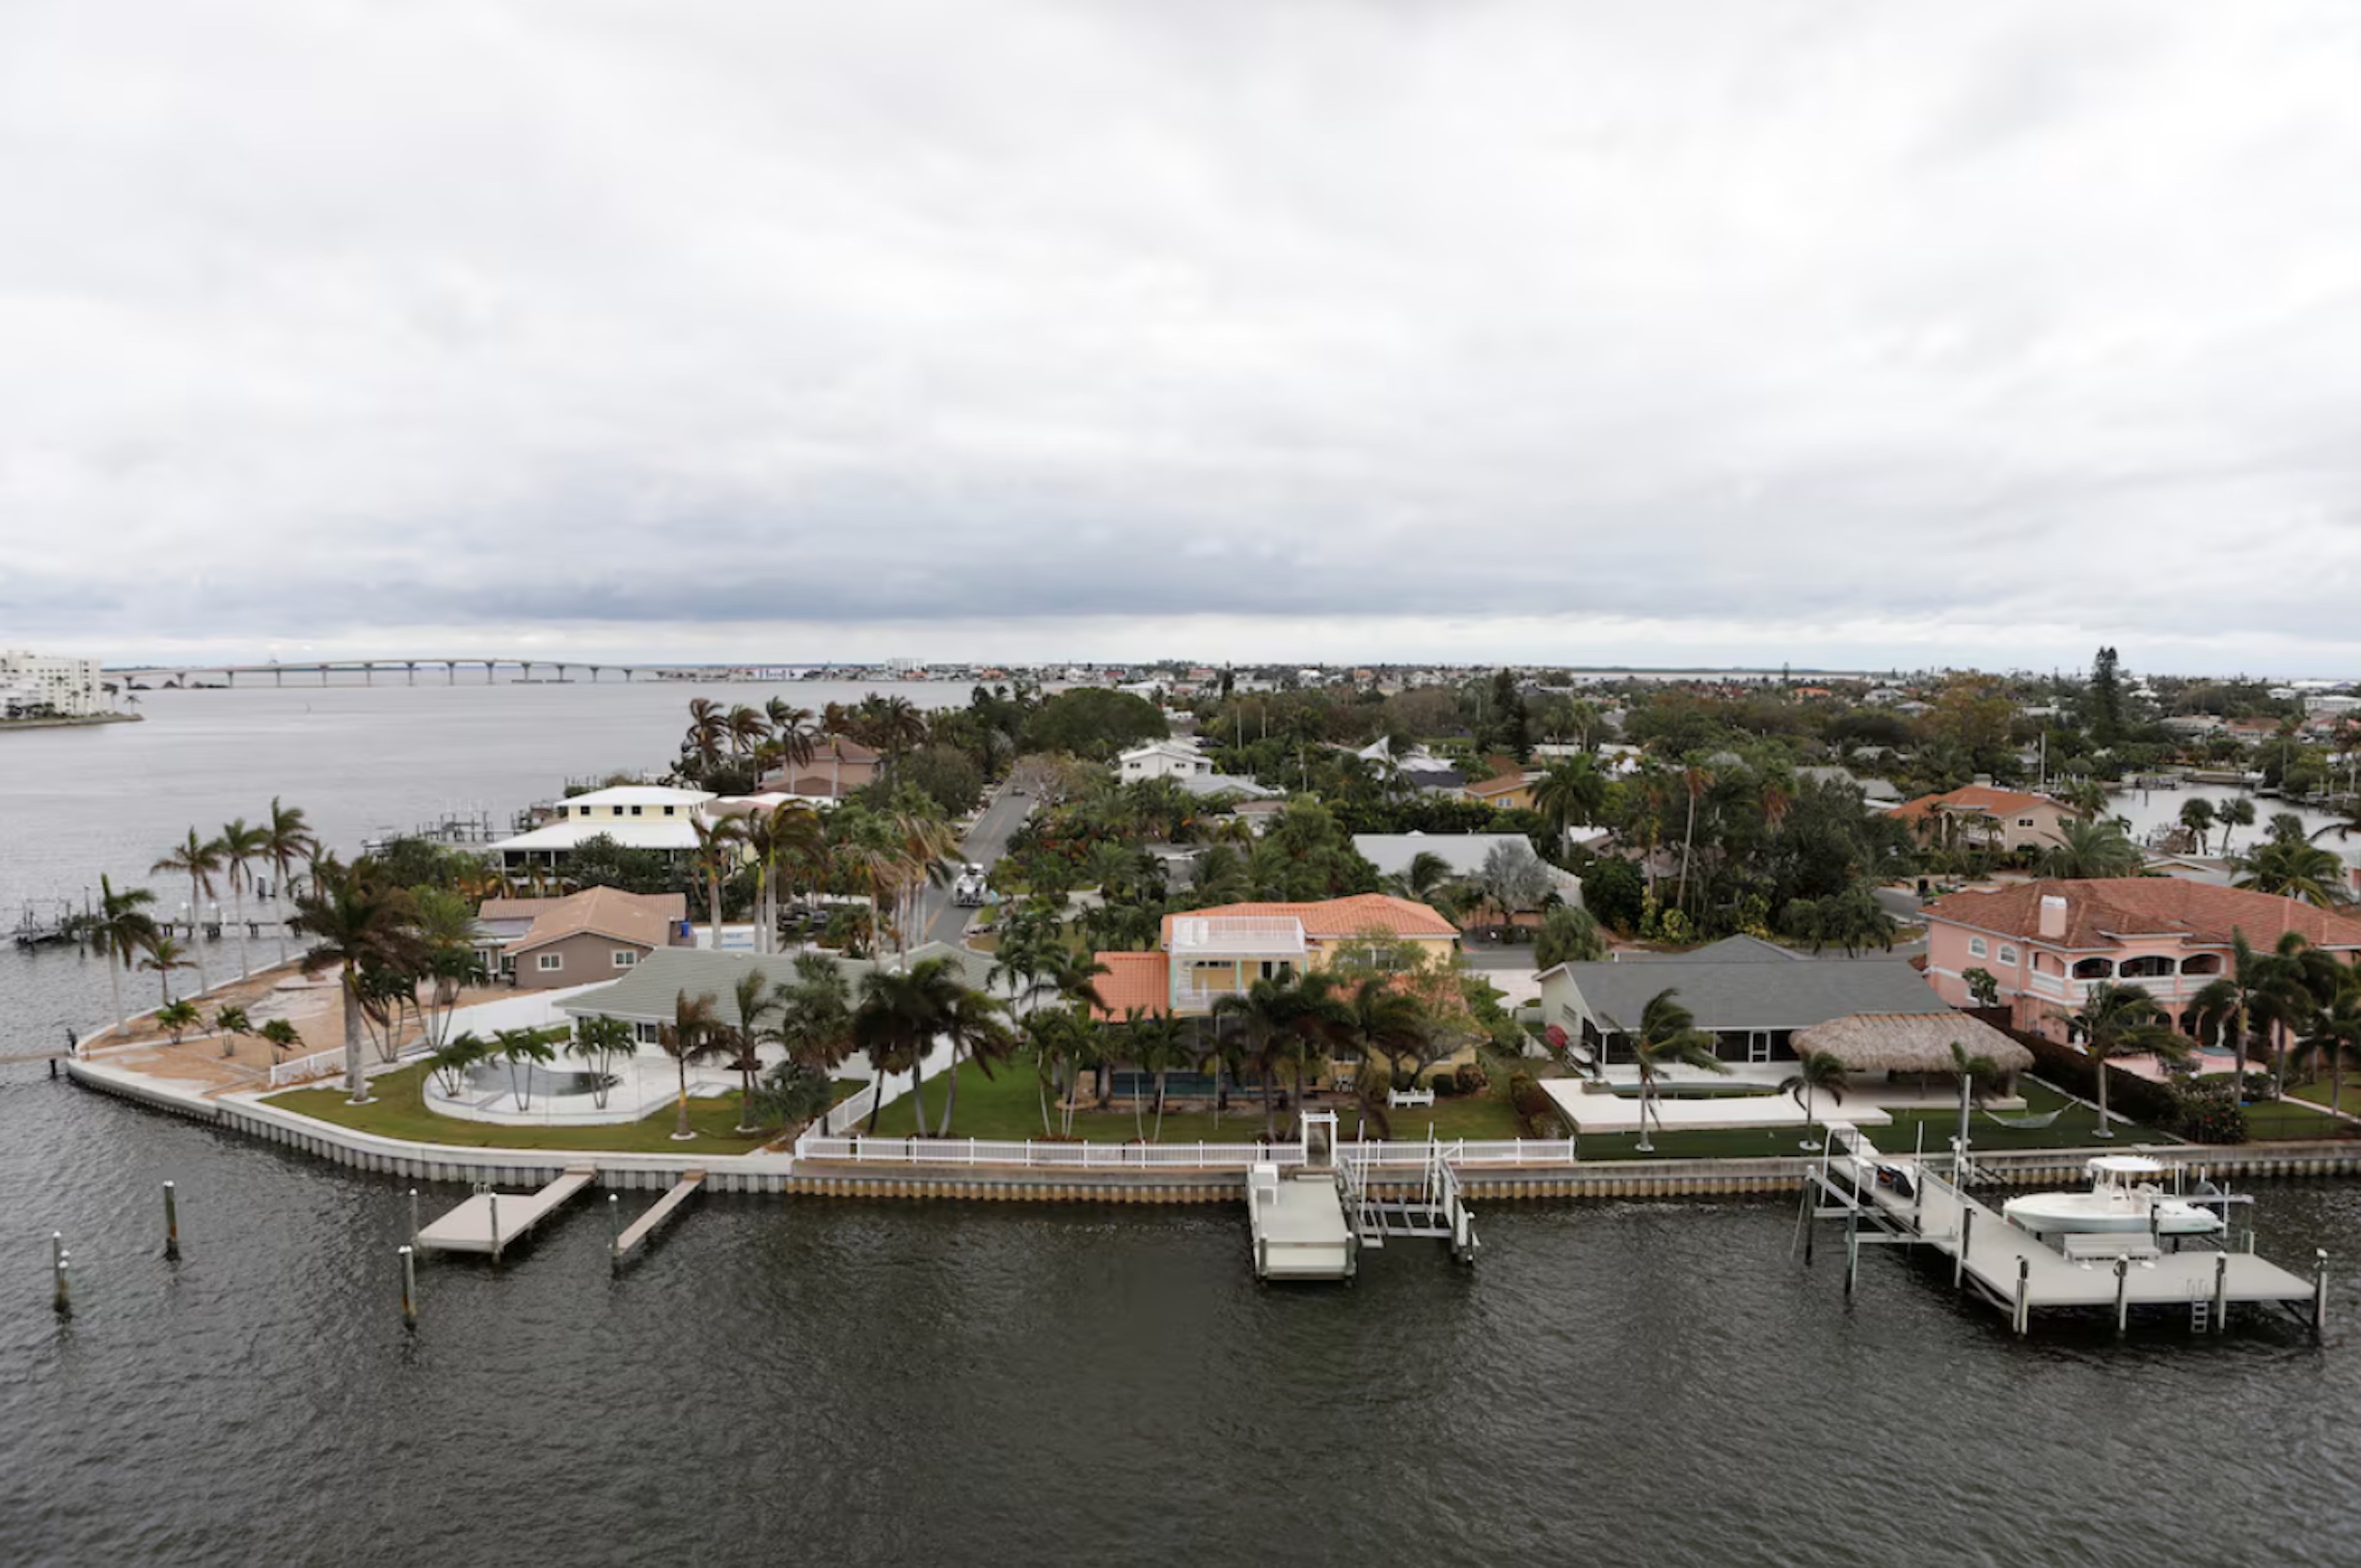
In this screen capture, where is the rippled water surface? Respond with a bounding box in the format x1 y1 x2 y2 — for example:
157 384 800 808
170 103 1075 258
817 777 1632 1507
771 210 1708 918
6 685 2361 1566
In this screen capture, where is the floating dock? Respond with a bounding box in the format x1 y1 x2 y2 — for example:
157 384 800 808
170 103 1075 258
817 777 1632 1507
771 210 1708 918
1803 1127 2323 1336
416 1166 597 1258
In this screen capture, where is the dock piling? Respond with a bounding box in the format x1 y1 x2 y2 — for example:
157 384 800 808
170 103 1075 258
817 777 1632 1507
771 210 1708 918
1956 1207 1972 1291
2316 1250 2329 1340
488 1194 502 1264
608 1193 622 1270
162 1180 179 1260
2214 1253 2230 1335
1844 1201 1859 1297
2014 1257 2029 1336
2114 1257 2130 1338
399 1245 418 1330
408 1188 421 1249
52 1231 69 1318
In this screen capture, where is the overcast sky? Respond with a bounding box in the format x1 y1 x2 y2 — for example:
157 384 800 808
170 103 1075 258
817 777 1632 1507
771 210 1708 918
6 1 2361 674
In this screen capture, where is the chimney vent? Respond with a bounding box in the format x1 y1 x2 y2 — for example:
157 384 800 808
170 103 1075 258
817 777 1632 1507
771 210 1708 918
2038 895 2068 940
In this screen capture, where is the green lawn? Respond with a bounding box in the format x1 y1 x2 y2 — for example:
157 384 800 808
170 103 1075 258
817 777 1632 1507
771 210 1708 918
856 1055 1528 1144
1564 1080 2174 1163
270 1062 779 1154
2286 1073 2361 1120
2242 1096 2355 1142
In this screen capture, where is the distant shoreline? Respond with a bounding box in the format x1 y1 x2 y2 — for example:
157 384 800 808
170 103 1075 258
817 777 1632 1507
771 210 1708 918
0 712 142 732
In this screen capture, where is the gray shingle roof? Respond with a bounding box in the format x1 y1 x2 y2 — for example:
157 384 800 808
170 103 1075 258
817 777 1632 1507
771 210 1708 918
560 942 994 1023
1542 952 1947 1032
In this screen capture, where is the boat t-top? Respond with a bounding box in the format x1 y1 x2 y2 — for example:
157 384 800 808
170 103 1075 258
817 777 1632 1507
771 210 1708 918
2001 1154 2225 1239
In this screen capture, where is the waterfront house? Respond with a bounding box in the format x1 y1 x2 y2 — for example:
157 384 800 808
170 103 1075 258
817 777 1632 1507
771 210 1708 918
475 888 692 988
1888 784 2080 855
761 736 883 800
1536 935 1953 1067
1090 894 1460 1021
487 785 717 872
1920 879 2361 1041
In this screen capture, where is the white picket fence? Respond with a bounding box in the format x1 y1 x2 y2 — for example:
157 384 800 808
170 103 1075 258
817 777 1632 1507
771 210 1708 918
823 1082 880 1135
790 1132 1585 1171
793 1132 1310 1170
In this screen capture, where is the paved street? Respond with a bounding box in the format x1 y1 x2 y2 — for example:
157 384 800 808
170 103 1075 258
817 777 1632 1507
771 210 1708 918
915 784 1033 949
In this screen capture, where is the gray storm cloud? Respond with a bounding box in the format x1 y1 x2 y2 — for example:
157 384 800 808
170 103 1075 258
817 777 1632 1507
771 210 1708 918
5 0 2361 669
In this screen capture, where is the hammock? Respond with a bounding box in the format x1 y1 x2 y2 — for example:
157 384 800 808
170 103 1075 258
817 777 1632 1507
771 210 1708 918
1983 1107 2065 1131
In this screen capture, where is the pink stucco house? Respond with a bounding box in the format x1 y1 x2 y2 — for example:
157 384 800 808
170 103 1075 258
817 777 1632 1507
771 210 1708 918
1922 879 2361 1041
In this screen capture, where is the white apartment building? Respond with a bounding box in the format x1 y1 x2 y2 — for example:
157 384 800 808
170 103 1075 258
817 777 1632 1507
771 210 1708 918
1 650 107 717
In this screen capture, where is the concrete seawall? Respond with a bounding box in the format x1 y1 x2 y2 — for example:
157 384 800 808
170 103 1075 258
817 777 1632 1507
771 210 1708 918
63 1057 2361 1203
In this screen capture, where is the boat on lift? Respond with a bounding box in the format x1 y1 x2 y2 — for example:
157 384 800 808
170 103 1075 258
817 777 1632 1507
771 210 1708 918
2001 1154 2225 1239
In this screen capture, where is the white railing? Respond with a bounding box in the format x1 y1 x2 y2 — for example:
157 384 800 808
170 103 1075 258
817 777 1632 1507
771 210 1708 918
1174 983 1247 1012
790 1131 1585 1170
268 1048 345 1088
793 1133 1310 1169
824 1082 880 1135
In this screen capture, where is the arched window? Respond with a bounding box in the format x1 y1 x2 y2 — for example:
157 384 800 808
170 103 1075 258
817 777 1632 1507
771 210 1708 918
2118 955 2174 979
2181 953 2223 976
2072 957 2114 980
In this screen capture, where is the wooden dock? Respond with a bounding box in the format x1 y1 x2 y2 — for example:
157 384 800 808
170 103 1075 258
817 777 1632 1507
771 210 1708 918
416 1166 597 1258
1806 1128 2323 1336
611 1170 705 1265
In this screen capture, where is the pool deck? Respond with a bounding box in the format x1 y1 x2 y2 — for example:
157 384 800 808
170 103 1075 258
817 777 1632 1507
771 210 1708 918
415 1166 598 1257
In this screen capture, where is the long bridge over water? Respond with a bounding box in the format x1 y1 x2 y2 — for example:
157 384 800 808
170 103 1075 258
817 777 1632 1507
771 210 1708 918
103 661 815 688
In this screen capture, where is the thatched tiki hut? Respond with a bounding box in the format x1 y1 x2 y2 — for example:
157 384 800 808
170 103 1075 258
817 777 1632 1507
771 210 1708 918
1788 1013 2033 1095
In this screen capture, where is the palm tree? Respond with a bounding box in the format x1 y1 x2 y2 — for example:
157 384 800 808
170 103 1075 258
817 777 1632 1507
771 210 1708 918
2190 928 2325 1095
682 698 727 771
150 828 223 996
2216 796 2257 857
1382 850 1457 904
1947 1040 2001 1160
213 817 269 981
1533 754 1609 847
1212 977 1300 1139
773 952 856 1074
212 1003 254 1060
95 875 158 1034
261 797 317 966
691 815 746 942
765 700 819 778
852 956 964 1133
1674 761 1713 914
411 888 486 1050
2234 838 2348 907
289 854 428 1103
2039 819 2143 879
2178 797 2217 855
1610 987 1727 1152
429 1029 492 1098
936 983 1015 1136
1123 1011 1191 1141
2293 977 2361 1119
2050 982 2187 1139
567 1014 633 1111
1778 1049 1850 1149
657 989 724 1140
1341 978 1430 1130
156 999 201 1043
496 1027 557 1111
139 932 195 1005
724 969 778 1134
257 1017 302 1065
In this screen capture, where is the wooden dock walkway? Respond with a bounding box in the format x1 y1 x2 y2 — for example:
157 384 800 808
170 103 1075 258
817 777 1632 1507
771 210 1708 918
416 1166 597 1258
611 1170 705 1265
1811 1129 2322 1335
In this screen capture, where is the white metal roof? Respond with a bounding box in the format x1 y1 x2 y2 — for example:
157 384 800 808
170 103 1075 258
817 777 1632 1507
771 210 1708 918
489 819 704 853
561 785 715 808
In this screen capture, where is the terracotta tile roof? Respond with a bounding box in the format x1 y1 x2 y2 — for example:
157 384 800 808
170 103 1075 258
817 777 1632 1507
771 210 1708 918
482 888 689 954
1162 893 1459 942
1091 952 1170 1020
1923 879 2361 951
1465 771 1533 798
1889 784 2065 823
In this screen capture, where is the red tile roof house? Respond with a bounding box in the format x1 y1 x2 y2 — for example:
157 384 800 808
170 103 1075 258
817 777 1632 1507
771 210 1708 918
1091 893 1473 1089
1921 879 2361 1041
1889 785 2082 857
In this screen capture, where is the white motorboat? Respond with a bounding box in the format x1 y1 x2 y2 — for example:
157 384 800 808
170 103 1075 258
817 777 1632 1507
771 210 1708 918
2002 1154 2225 1238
